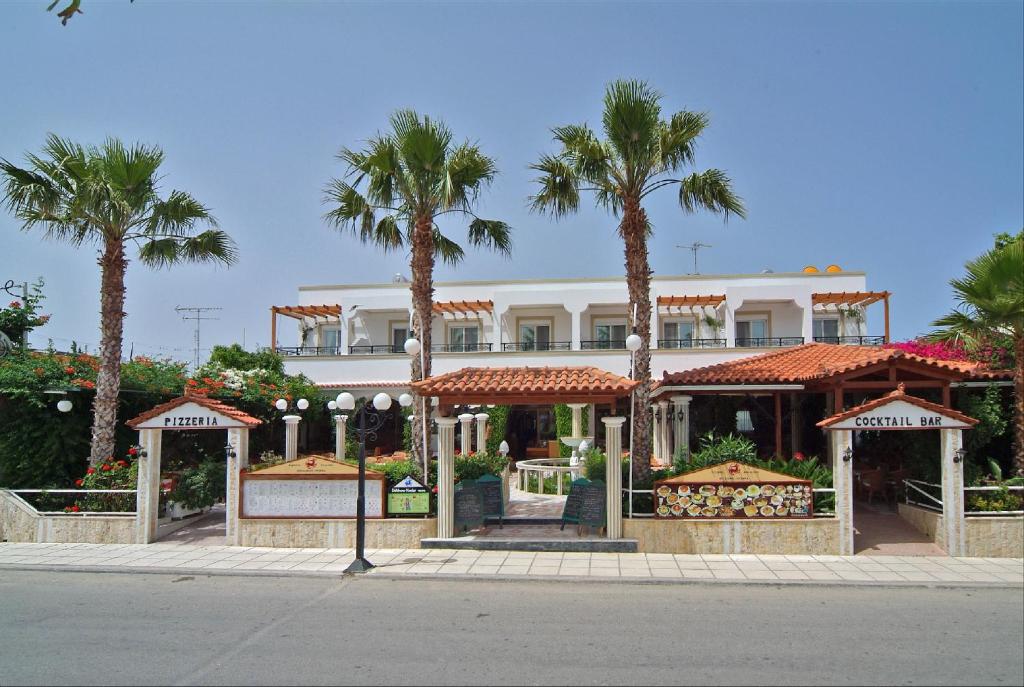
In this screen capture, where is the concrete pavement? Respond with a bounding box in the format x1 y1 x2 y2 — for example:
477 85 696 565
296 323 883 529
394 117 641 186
1 542 1021 587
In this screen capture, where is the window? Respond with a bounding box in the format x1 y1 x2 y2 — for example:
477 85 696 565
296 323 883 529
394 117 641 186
662 320 694 348
391 324 409 353
448 325 480 352
594 321 627 349
736 319 768 346
320 326 340 352
813 318 840 342
519 322 551 351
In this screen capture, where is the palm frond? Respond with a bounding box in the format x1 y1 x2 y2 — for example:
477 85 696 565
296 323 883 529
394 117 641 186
657 110 708 173
467 218 512 257
443 143 497 212
432 227 465 266
137 229 237 268
143 190 216 237
679 169 746 220
529 154 580 217
602 79 662 182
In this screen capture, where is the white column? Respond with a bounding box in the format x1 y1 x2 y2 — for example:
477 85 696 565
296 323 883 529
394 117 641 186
224 427 248 545
602 417 626 539
334 414 348 460
830 430 854 556
436 417 458 539
724 302 736 348
458 413 474 454
338 312 350 354
797 294 814 344
940 428 966 557
658 400 670 464
651 405 662 465
671 395 692 463
474 413 489 453
135 428 161 544
570 308 583 350
283 415 301 461
568 403 586 437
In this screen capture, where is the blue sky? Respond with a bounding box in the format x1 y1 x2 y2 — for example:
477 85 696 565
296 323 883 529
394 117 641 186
1 0 1021 359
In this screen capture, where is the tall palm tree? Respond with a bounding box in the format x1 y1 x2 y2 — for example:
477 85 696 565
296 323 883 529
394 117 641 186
324 110 511 469
531 80 745 482
930 237 1024 475
1 134 237 465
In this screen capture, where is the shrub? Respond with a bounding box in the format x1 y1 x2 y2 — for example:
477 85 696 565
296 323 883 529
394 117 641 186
454 451 506 482
365 458 422 486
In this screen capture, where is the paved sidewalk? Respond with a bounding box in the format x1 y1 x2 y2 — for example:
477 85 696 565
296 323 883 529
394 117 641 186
1 542 1021 587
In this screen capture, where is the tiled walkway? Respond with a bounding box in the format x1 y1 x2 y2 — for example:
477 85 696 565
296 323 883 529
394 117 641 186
1 542 1020 587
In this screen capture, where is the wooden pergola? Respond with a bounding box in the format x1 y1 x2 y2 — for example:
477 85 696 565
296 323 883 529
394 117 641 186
269 304 342 351
432 300 494 316
812 291 891 343
656 294 726 311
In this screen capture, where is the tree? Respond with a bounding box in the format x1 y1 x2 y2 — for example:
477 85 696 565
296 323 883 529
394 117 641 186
1 134 237 465
207 344 284 375
530 80 744 481
930 237 1024 475
323 110 511 466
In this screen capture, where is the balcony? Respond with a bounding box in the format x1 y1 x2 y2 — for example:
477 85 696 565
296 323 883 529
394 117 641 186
502 341 572 352
276 346 342 357
813 335 885 346
581 340 627 350
658 338 727 349
432 343 494 353
735 336 805 348
348 344 404 355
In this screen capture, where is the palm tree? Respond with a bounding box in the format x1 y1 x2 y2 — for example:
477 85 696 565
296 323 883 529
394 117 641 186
1 134 237 465
531 80 745 482
930 237 1024 475
324 110 511 469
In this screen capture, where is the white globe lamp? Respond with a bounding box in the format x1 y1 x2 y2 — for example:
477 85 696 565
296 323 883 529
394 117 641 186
336 392 356 411
296 398 310 410
398 393 414 407
625 332 642 352
57 399 73 413
327 400 338 411
373 392 393 411
403 337 421 356
274 398 288 411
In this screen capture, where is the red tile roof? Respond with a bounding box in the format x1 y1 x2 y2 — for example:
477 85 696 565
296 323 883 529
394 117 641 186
314 381 408 389
127 392 262 428
654 343 1007 388
412 366 637 401
817 385 978 428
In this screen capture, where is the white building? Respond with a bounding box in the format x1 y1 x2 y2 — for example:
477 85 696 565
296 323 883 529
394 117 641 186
271 268 890 395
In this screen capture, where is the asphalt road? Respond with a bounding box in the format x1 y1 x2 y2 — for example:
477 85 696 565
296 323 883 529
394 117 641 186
0 571 1021 686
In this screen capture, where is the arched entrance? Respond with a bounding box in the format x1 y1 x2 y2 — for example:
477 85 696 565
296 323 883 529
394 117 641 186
126 392 261 544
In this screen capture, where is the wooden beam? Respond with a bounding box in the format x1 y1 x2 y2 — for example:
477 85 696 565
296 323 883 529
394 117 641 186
834 385 844 413
841 380 945 389
270 308 277 351
942 384 951 408
774 392 783 459
884 292 891 344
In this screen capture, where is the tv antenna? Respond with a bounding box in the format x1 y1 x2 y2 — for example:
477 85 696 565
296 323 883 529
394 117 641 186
175 306 221 371
677 242 712 274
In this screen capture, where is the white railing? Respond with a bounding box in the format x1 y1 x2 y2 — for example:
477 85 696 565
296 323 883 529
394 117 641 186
6 488 137 516
964 484 1024 516
515 458 583 496
904 479 943 512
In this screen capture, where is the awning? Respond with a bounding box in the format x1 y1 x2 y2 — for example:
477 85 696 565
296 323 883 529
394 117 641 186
811 291 888 308
271 304 342 320
432 300 494 316
657 295 726 309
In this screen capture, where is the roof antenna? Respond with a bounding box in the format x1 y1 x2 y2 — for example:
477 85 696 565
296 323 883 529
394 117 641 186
677 242 712 274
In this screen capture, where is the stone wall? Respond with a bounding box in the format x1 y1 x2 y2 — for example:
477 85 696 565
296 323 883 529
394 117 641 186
964 517 1023 558
1 490 136 544
897 503 945 549
623 517 840 555
237 517 436 548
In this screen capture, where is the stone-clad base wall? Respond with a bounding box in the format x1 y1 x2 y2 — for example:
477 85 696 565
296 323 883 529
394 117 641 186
964 517 1023 558
898 503 945 549
237 518 436 549
623 517 840 555
1 490 136 544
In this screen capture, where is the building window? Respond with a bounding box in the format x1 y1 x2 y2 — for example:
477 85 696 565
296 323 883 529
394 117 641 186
391 324 409 353
519 322 551 351
594 321 627 349
813 317 840 342
320 326 340 352
736 319 768 346
448 325 480 352
662 320 694 348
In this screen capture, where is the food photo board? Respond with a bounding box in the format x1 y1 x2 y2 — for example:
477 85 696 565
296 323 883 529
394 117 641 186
653 462 812 519
240 455 386 518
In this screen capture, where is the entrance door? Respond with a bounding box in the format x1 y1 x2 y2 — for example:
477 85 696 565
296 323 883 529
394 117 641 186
519 322 551 351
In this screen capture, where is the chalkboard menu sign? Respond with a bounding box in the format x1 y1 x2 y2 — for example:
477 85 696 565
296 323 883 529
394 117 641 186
454 481 484 531
561 479 605 532
477 474 504 528
388 475 430 516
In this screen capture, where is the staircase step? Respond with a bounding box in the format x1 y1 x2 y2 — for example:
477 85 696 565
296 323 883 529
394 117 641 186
421 537 639 553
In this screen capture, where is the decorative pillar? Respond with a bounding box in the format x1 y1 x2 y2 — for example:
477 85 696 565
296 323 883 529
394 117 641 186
569 308 583 350
940 428 966 556
651 405 662 465
474 413 489 453
135 428 162 544
671 395 692 462
283 415 301 461
334 414 348 460
458 413 474 454
224 427 249 546
602 417 626 539
830 429 854 556
568 403 586 437
658 400 670 464
436 417 458 539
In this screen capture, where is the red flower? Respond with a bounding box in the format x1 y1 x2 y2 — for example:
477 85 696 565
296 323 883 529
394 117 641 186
431 486 439 494
187 379 198 386
9 300 20 309
86 467 96 475
793 452 806 462
64 366 75 374
117 460 128 467
71 505 80 513
127 447 138 456
75 479 84 487
101 464 112 472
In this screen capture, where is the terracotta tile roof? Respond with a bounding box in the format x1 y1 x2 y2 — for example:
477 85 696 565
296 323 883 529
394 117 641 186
655 343 1006 388
127 392 262 428
412 366 638 399
817 385 978 428
315 381 408 389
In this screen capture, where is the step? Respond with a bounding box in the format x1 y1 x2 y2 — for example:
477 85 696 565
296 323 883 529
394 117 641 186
420 537 639 553
487 516 563 526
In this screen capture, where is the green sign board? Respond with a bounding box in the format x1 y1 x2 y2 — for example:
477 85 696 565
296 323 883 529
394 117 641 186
387 475 430 516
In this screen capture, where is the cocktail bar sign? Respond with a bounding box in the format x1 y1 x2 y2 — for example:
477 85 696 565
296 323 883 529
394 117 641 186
825 399 974 431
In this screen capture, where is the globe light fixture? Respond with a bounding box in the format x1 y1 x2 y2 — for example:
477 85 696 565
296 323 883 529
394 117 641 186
498 440 510 456
327 400 338 411
372 392 393 411
404 337 421 356
57 399 73 413
398 393 414 407
274 398 288 411
336 392 356 411
625 331 642 352
296 398 310 411
579 439 590 453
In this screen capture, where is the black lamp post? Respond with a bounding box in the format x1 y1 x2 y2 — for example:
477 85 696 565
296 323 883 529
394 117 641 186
336 391 411 573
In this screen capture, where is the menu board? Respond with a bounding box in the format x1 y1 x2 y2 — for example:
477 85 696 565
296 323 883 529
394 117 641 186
477 475 504 525
654 462 812 519
454 482 484 531
578 480 606 529
241 479 384 518
560 478 591 529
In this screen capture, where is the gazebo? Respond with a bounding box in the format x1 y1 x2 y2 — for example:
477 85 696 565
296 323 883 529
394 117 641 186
412 366 638 539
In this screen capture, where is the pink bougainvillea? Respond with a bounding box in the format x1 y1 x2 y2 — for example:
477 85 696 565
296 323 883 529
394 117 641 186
883 339 969 361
